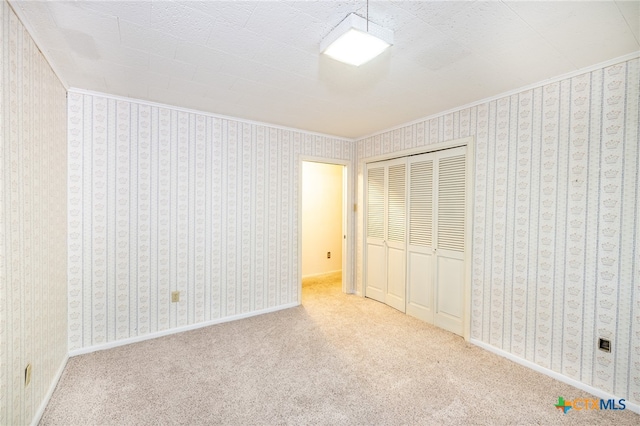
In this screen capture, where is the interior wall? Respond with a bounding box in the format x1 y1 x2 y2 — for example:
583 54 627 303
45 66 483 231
0 1 68 424
302 162 343 277
67 90 354 351
356 58 639 406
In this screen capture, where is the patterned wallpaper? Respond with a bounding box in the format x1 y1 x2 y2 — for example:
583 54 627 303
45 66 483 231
67 90 354 351
355 59 639 405
0 1 68 425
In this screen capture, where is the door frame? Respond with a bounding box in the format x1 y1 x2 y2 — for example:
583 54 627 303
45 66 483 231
299 156 353 301
362 136 474 340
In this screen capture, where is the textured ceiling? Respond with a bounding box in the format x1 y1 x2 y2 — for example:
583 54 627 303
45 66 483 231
10 0 640 138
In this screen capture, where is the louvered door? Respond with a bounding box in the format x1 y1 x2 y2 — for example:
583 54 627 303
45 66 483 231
406 153 434 322
365 164 386 303
365 158 407 311
434 146 466 335
365 145 466 333
385 160 407 312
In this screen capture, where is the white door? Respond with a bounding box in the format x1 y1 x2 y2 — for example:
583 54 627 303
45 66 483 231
385 160 407 313
365 164 386 303
365 145 466 333
365 159 407 312
406 153 434 323
434 147 466 335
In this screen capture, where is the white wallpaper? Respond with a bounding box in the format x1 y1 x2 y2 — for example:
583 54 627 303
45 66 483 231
356 59 640 405
0 1 68 424
67 90 354 351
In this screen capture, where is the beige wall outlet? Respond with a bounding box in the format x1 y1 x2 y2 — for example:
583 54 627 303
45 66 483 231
25 363 32 387
171 291 180 303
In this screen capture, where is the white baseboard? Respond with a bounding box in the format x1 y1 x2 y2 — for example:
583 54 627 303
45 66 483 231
470 339 640 415
301 270 342 279
31 353 69 426
69 302 299 357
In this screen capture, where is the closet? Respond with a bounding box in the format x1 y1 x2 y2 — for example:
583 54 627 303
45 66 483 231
365 145 467 336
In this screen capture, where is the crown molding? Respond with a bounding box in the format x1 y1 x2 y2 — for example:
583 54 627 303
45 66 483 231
357 51 640 141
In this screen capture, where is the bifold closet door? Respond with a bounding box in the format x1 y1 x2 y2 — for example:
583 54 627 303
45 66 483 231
366 147 465 332
433 146 466 335
406 146 466 336
366 165 386 303
365 159 407 312
406 153 435 323
385 160 406 312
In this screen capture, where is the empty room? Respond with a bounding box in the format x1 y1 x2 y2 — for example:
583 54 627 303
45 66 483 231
1 0 639 424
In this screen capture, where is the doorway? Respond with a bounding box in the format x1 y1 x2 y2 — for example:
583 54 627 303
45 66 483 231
299 159 350 301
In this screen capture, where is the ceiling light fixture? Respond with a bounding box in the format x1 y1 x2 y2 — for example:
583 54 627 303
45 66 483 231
320 5 393 67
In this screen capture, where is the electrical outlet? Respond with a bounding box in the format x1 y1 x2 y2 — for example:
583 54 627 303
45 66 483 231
171 291 180 303
327 251 331 259
25 363 32 387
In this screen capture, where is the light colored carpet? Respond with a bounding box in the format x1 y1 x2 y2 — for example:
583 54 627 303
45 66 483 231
41 272 638 425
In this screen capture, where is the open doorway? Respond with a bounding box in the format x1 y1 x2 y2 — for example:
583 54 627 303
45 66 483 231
300 160 348 302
